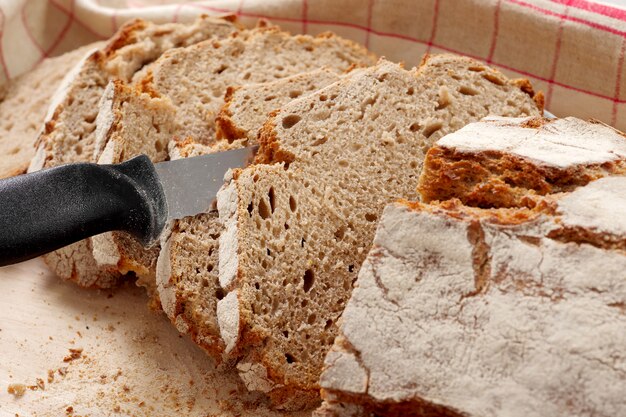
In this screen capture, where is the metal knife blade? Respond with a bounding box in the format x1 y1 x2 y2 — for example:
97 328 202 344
154 145 258 220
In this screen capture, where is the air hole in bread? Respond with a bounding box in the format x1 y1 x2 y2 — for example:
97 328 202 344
410 161 418 170
282 114 301 129
215 288 225 300
254 282 260 290
422 121 443 138
365 213 377 222
319 95 328 102
459 85 479 96
9 147 19 155
264 95 276 101
348 264 355 273
266 248 271 257
303 269 315 292
406 87 415 96
283 330 289 338
268 187 276 213
243 72 251 80
276 65 284 71
215 64 228 75
285 353 296 363
312 136 328 146
409 122 421 132
468 65 485 72
324 319 333 330
338 160 348 168
84 113 97 124
334 227 346 240
483 72 505 85
75 144 83 155
247 201 254 216
301 299 308 307
155 140 164 153
289 90 302 99
307 314 316 325
284 222 290 230
289 196 297 212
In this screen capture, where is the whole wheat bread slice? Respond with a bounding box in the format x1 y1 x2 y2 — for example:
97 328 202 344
28 16 239 288
95 29 375 296
213 56 542 409
216 68 342 143
140 26 376 144
0 42 102 179
419 116 626 208
318 176 626 416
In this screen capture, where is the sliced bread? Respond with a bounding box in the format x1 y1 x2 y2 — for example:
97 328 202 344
214 56 542 408
96 30 375 295
91 80 178 298
419 116 626 208
140 27 376 144
28 16 239 288
318 176 626 416
0 42 102 179
216 68 342 142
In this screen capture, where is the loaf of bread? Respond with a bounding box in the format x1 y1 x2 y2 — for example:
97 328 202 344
213 56 542 409
0 43 102 179
28 16 240 288
92 26 375 297
216 68 342 142
419 116 626 207
319 178 626 416
317 116 626 416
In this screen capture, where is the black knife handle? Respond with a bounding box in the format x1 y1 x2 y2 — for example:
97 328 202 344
0 155 167 266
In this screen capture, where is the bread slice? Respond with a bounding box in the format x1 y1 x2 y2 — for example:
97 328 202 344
216 68 342 142
0 43 102 179
28 16 239 288
214 56 542 408
90 80 178 299
141 27 376 144
318 176 626 416
94 29 374 295
419 116 626 208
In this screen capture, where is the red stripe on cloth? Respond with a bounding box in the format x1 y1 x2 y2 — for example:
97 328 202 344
507 0 626 37
612 36 625 125
487 0 502 63
22 3 46 57
364 0 375 48
237 0 245 16
0 7 9 80
551 0 626 22
173 3 182 22
426 0 440 54
45 0 75 56
184 2 626 104
49 0 107 39
302 0 308 34
546 0 570 108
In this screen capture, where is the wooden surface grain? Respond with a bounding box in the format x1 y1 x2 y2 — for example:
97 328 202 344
0 258 307 417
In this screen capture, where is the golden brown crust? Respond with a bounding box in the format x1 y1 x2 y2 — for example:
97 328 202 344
215 86 249 142
255 114 296 165
101 19 148 59
321 388 466 417
418 145 626 208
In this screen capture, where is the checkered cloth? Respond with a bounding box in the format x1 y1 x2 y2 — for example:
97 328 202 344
1 0 625 130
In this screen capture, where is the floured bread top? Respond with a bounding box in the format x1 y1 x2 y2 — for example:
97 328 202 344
437 116 626 167
320 177 626 417
419 116 626 208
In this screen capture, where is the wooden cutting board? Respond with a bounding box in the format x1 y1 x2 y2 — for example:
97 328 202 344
0 258 308 417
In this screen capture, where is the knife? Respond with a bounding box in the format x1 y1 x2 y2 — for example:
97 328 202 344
0 146 257 267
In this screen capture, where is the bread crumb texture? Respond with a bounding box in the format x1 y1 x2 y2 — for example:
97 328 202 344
216 55 541 409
